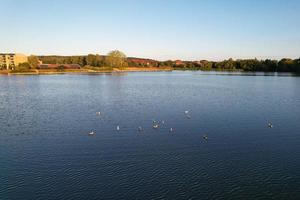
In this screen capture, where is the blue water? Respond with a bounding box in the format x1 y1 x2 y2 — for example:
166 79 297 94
1 71 300 200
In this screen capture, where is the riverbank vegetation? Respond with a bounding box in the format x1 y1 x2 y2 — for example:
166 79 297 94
38 50 128 69
37 54 300 72
171 58 300 72
1 50 300 73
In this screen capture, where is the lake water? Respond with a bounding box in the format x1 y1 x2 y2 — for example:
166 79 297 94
1 71 300 200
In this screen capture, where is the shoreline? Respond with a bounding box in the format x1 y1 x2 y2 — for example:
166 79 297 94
1 68 298 76
0 67 173 75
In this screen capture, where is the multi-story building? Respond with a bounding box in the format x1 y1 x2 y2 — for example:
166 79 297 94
0 53 28 70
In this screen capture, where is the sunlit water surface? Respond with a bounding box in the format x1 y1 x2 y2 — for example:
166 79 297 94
1 71 300 199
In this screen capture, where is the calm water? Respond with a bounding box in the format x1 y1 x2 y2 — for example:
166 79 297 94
1 71 300 200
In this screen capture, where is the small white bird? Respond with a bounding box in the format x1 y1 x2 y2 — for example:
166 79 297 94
203 134 208 140
185 110 189 114
169 128 174 133
88 131 95 136
138 126 143 132
96 111 101 116
153 124 159 129
116 126 120 131
161 120 165 124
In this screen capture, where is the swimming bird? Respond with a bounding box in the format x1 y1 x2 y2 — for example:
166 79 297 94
88 131 95 136
138 126 143 132
116 126 120 131
161 120 165 124
203 134 208 140
268 122 273 128
96 111 101 116
153 124 159 129
184 111 191 119
169 128 174 133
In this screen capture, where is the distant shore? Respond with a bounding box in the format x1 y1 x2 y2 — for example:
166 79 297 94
1 67 299 76
0 67 173 75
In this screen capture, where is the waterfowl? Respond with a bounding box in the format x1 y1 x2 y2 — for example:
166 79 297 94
116 126 120 131
203 134 208 140
96 111 101 116
161 120 165 124
88 131 95 136
169 128 174 133
268 123 273 128
185 110 189 114
153 124 159 129
138 126 143 132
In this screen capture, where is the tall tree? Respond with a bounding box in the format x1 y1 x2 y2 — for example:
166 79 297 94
28 55 39 68
86 54 96 66
105 50 127 68
278 58 294 72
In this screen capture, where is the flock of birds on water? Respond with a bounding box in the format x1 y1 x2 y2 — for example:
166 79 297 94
87 111 274 140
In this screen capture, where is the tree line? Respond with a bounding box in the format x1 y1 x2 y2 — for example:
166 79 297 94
7 50 300 72
170 58 300 72
36 55 300 72
8 50 127 71
38 50 127 68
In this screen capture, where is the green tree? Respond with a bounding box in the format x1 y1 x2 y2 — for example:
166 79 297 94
86 54 96 66
278 58 294 72
263 59 277 71
14 62 31 72
95 54 104 67
105 50 127 68
224 58 235 69
28 55 39 69
200 60 213 69
294 58 300 72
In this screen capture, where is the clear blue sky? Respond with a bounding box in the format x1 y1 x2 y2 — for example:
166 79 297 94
1 0 300 61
